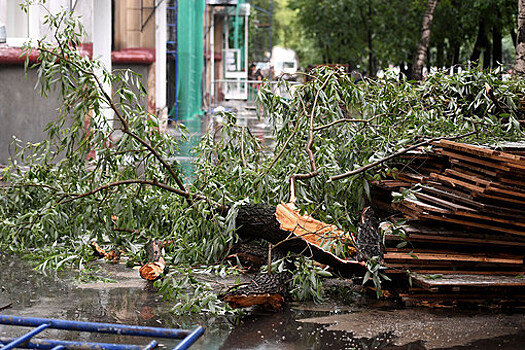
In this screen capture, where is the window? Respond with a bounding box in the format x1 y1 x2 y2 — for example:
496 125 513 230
2 1 40 47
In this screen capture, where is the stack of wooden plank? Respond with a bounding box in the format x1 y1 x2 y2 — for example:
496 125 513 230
370 140 525 306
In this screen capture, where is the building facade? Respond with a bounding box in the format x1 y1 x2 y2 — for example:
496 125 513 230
0 0 166 164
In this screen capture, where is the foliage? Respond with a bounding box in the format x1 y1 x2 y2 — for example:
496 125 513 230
290 0 518 72
0 5 233 273
1 3 524 314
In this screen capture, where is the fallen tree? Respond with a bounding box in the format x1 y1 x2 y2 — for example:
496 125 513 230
1 3 524 311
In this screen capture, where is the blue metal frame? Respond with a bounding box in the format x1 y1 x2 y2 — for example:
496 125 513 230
0 315 203 350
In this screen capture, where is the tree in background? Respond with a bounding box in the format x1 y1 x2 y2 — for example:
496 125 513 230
412 0 440 80
248 0 279 62
288 0 520 76
467 0 517 68
516 0 525 73
288 0 423 74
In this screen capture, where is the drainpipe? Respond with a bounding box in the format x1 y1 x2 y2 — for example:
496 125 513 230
93 0 112 129
155 0 167 131
210 6 215 110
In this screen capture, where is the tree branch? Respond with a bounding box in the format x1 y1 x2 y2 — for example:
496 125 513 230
313 114 383 131
289 74 333 203
38 47 189 196
60 179 226 211
328 132 476 182
264 120 300 175
240 127 247 167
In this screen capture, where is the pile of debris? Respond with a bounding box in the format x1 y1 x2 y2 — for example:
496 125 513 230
371 140 525 306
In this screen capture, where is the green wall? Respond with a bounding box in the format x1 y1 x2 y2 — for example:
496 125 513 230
176 0 205 127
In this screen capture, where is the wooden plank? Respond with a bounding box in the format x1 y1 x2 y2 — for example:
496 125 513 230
453 210 525 228
439 150 511 172
398 197 452 215
370 180 411 189
486 183 525 199
392 202 421 220
450 159 499 178
399 223 525 241
430 173 486 194
395 173 428 183
444 168 492 186
395 195 525 229
450 160 525 186
386 247 524 257
411 273 525 288
416 212 525 237
399 294 525 305
385 233 525 247
413 191 476 212
430 174 525 206
384 262 525 270
386 269 525 275
418 184 525 217
478 192 525 207
384 252 523 264
438 140 525 166
418 184 480 208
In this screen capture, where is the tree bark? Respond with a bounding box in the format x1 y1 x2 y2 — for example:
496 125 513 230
516 0 525 74
492 17 502 67
412 0 440 80
235 204 367 276
470 17 490 68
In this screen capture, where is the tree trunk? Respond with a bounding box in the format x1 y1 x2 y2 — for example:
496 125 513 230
359 1 376 76
451 40 461 66
483 38 492 69
471 17 491 68
412 0 440 80
470 19 485 62
235 204 367 276
436 40 444 68
516 0 525 74
492 17 502 67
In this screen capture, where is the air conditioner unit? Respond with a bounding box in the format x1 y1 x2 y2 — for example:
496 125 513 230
206 0 238 5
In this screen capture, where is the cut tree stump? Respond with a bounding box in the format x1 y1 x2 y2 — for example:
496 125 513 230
139 240 167 281
222 272 292 311
91 241 120 263
234 203 378 276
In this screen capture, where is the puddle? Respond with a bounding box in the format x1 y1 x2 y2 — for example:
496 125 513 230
1 253 524 349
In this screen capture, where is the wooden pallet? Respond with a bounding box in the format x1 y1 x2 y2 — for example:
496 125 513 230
370 141 525 305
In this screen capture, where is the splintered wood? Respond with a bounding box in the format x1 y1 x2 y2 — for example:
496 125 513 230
275 202 356 254
91 242 120 263
139 240 167 281
371 140 525 306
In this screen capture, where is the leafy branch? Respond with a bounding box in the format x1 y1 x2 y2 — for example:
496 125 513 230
329 132 476 182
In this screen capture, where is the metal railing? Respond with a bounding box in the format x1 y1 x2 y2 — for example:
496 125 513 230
207 79 301 109
0 315 204 350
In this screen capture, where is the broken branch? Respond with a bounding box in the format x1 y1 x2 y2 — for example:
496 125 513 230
328 132 476 182
139 240 167 281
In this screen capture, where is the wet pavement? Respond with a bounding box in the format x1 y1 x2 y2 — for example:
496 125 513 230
2 102 525 348
1 253 524 350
